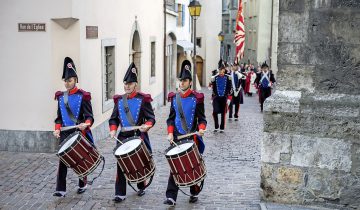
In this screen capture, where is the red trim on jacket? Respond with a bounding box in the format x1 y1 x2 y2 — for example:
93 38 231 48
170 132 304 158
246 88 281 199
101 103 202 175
55 124 61 130
128 91 137 99
69 86 78 95
167 125 174 134
180 88 192 98
85 120 93 127
145 121 153 127
110 125 118 131
198 123 206 130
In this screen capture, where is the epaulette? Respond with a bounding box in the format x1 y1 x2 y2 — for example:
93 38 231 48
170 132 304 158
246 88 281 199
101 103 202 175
211 74 218 82
192 91 204 104
167 92 176 102
78 89 92 101
113 94 122 104
54 91 63 100
138 92 153 103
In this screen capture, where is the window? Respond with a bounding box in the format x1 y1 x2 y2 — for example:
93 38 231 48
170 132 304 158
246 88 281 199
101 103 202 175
166 0 176 11
150 41 156 77
224 18 230 34
177 4 185 27
232 0 238 8
232 19 236 32
102 38 116 112
222 0 227 11
196 37 202 48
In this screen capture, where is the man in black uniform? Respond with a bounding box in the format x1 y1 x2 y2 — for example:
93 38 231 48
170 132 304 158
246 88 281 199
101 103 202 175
255 62 276 112
211 60 233 132
228 60 246 121
109 62 156 203
53 57 95 197
164 60 207 206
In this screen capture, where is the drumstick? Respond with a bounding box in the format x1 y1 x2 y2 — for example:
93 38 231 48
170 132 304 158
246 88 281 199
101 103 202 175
120 126 143 132
112 136 124 145
177 130 206 140
60 123 91 132
167 137 180 147
60 125 79 131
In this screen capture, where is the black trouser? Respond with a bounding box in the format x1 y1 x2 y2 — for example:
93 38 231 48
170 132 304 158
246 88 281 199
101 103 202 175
56 161 87 192
115 164 145 196
229 95 240 118
165 175 200 201
259 87 272 111
213 112 226 130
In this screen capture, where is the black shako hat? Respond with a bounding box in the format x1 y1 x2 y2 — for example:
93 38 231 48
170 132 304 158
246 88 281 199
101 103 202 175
62 57 78 81
123 62 138 83
261 61 269 68
218 59 225 69
179 60 192 81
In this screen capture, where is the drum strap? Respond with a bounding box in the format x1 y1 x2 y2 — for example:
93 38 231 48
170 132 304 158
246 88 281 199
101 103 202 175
87 156 105 185
178 179 205 197
63 91 78 124
176 93 190 133
127 173 154 192
122 95 136 126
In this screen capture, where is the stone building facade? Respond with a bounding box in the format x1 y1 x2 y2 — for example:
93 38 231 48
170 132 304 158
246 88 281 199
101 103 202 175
261 0 360 209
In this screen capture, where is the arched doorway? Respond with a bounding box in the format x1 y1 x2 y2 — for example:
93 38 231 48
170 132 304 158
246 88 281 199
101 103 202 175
129 20 142 91
165 32 177 96
131 30 141 90
196 56 204 86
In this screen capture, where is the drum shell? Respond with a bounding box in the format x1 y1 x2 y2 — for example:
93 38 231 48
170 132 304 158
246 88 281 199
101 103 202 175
165 140 206 187
113 136 155 183
57 131 102 178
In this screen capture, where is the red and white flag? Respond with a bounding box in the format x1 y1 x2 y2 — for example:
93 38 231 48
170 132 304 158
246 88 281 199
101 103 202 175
234 0 245 60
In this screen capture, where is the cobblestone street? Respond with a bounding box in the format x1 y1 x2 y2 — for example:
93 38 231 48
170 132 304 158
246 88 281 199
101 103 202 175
0 89 263 210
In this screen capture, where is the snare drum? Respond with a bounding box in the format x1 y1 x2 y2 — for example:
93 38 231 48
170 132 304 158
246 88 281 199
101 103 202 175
165 140 206 187
113 136 155 184
57 131 102 178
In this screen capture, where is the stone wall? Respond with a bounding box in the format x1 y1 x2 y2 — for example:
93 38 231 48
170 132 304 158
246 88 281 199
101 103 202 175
261 0 360 209
0 120 110 153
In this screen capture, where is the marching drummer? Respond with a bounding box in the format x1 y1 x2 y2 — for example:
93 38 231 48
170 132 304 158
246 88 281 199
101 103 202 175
53 57 95 197
109 62 156 203
164 60 207 206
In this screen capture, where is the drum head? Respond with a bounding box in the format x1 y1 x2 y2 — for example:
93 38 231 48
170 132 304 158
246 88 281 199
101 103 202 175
114 138 142 156
166 142 194 156
58 133 79 154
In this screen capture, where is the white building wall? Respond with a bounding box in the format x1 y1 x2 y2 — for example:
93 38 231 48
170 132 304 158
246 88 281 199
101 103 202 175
197 0 222 86
256 0 272 64
0 0 76 131
0 0 164 133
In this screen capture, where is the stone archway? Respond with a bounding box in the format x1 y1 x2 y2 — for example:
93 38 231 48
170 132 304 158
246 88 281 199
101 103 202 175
129 21 142 91
165 32 177 95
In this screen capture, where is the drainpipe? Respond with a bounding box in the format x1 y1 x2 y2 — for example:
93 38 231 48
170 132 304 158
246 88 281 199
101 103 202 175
163 0 167 105
269 0 273 67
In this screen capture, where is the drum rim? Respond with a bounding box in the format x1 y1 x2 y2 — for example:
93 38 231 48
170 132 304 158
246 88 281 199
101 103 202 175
165 139 195 157
125 162 156 183
172 163 207 187
58 131 82 156
113 136 144 157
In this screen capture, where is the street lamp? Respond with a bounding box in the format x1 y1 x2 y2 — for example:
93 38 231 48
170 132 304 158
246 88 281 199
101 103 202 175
188 0 201 90
218 31 224 60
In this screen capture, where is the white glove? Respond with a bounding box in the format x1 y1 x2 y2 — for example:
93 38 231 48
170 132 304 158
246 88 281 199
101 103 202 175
227 99 231 106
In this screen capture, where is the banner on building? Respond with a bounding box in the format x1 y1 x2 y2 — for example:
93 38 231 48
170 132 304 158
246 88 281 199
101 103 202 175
234 0 245 60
